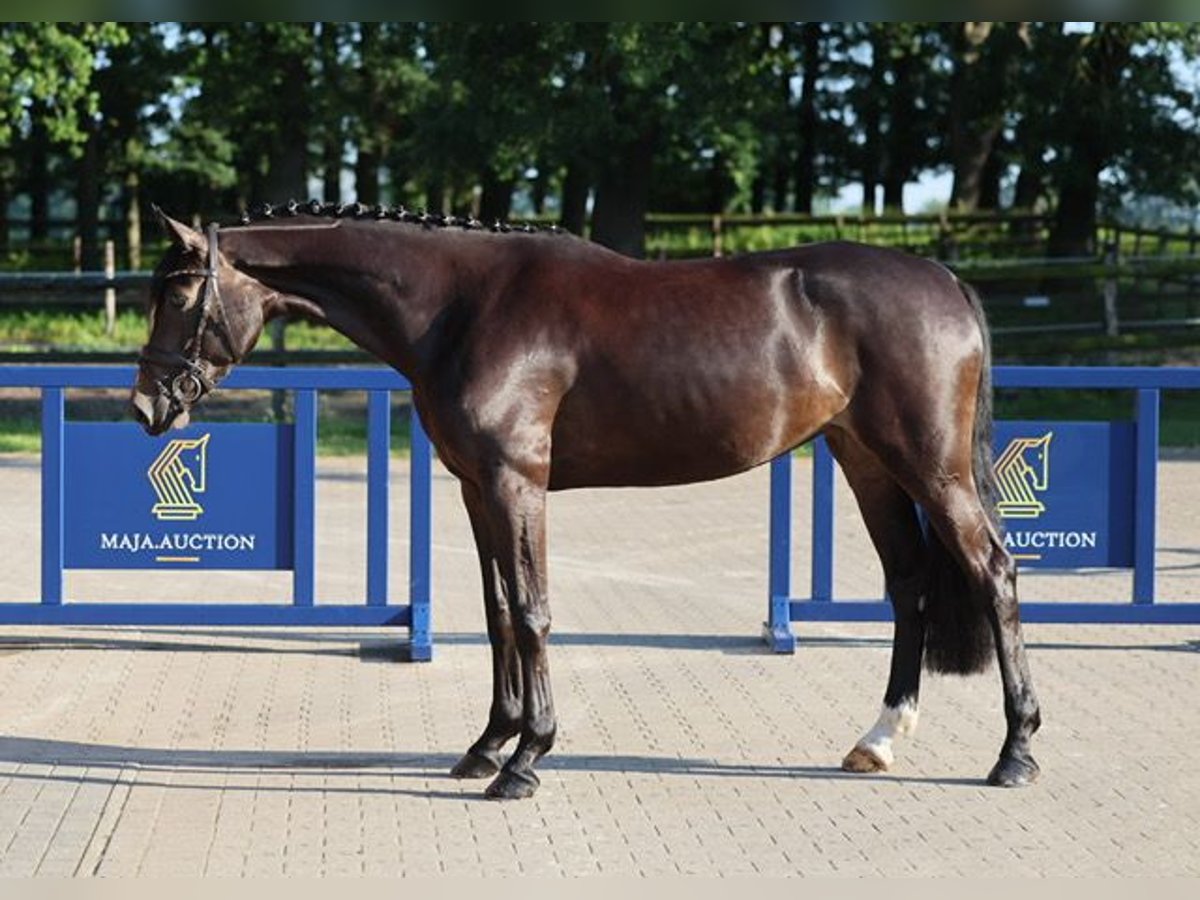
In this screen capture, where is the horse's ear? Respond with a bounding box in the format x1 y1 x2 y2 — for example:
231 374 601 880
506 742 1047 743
151 204 206 253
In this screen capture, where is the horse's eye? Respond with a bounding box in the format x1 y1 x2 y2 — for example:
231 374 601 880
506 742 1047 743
169 290 189 308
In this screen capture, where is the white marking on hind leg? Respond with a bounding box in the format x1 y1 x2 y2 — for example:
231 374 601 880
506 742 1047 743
854 698 920 768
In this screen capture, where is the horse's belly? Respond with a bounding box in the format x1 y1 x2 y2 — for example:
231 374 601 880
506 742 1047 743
546 392 817 490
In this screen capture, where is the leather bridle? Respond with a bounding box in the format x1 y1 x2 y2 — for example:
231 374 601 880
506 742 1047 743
138 222 236 409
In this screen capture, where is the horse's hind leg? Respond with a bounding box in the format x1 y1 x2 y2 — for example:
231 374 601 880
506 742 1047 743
824 428 928 773
450 481 523 779
917 481 1041 786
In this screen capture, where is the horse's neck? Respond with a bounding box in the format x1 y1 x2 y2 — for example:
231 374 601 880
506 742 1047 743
222 224 462 380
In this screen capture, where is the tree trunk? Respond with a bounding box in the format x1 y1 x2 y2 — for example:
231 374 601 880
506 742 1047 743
794 23 821 214
531 158 549 215
423 172 445 215
750 174 766 214
977 147 1003 211
705 151 726 213
352 23 380 207
320 24 342 203
882 177 905 213
76 121 102 271
881 48 917 214
1012 165 1042 210
478 165 514 223
591 129 656 258
1048 165 1101 257
949 23 992 212
261 43 309 203
950 120 1003 211
773 49 792 212
860 34 884 216
124 168 142 270
0 179 10 252
1047 25 1133 259
559 160 590 235
355 150 380 205
324 139 342 203
28 114 50 240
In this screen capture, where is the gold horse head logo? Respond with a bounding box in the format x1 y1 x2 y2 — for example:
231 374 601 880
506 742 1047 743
148 433 210 521
994 432 1053 519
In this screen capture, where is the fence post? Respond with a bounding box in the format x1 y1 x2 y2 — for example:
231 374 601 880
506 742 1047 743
811 437 835 602
366 390 391 608
292 389 317 607
409 410 433 661
1102 241 1120 337
40 387 64 605
766 453 796 652
268 320 290 422
1133 389 1159 605
711 214 723 258
103 240 116 336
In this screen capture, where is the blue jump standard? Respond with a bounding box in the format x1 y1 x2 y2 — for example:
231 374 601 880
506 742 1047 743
0 365 434 662
765 366 1200 652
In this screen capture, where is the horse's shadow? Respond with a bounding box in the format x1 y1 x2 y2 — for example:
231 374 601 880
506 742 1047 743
0 627 1196 662
0 735 984 798
0 628 775 659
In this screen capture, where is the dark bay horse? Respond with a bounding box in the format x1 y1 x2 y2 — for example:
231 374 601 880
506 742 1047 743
132 205 1040 799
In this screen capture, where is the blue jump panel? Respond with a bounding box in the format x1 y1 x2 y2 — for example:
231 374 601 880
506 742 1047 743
766 367 1200 651
0 365 434 661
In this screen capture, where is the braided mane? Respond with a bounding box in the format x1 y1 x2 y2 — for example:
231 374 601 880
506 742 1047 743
238 199 563 235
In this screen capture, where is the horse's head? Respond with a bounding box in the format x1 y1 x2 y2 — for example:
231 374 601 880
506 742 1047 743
131 209 267 435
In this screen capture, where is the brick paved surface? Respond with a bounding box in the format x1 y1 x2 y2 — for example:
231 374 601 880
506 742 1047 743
0 453 1198 876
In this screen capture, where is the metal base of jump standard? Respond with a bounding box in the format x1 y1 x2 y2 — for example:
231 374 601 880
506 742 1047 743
765 366 1200 653
0 366 434 661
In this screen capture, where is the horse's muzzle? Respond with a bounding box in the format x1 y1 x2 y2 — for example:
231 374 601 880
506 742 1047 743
130 388 190 436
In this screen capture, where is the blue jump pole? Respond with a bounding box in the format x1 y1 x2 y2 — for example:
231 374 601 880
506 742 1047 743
408 409 433 661
367 390 391 607
40 387 64 605
765 453 796 653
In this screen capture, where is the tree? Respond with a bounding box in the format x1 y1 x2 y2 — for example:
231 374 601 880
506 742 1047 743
181 23 317 208
946 22 1030 211
0 23 127 253
1017 23 1200 256
417 23 556 219
568 24 764 256
793 22 824 214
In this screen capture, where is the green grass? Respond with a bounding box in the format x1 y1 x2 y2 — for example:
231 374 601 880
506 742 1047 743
0 416 41 453
0 308 150 350
996 388 1200 446
0 391 416 457
0 308 356 352
0 418 414 458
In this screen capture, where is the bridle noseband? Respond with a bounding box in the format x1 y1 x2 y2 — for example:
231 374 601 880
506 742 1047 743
139 222 235 409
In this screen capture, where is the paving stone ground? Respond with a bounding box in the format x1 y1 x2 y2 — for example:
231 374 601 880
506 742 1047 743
0 452 1197 877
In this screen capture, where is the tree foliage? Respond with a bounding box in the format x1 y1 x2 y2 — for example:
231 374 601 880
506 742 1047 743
2 21 1198 261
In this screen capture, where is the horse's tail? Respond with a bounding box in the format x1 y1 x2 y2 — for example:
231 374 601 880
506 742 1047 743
923 276 998 676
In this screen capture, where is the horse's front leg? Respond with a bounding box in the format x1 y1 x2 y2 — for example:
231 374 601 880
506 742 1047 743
450 481 523 779
475 464 555 800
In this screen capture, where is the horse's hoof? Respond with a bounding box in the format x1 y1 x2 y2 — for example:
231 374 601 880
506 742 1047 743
450 749 501 780
484 768 540 800
841 745 889 773
986 753 1040 787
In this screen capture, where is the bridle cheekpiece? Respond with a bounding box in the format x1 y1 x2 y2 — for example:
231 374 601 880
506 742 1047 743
138 222 235 409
